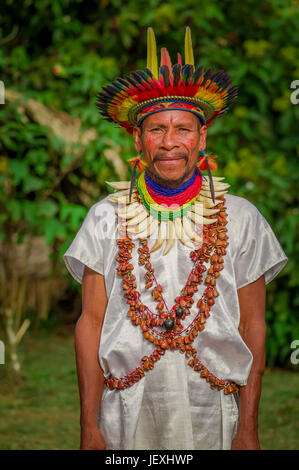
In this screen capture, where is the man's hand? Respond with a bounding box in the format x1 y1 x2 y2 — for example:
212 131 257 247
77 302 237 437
80 426 107 450
231 429 260 450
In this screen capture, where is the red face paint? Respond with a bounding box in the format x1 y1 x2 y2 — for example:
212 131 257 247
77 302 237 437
139 110 205 186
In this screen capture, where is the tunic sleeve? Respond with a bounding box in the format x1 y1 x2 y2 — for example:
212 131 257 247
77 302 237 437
63 201 108 283
232 200 288 290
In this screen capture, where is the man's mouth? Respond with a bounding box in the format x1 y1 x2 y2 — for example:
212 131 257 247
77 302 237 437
154 154 187 162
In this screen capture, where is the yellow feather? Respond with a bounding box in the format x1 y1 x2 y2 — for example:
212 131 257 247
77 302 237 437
184 26 194 67
147 27 158 79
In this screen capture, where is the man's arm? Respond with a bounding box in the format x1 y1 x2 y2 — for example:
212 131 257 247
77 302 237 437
231 274 266 450
75 266 108 450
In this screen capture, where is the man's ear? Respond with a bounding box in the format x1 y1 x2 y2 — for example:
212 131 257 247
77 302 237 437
133 126 142 153
199 124 207 151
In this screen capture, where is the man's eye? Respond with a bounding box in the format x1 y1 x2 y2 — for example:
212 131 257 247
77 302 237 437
178 128 190 132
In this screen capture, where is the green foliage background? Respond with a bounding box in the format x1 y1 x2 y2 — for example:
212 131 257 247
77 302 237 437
0 0 299 366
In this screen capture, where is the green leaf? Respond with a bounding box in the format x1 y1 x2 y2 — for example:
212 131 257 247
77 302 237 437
6 200 22 222
25 148 49 165
36 201 58 218
41 219 68 244
23 175 44 193
9 160 29 185
60 204 87 230
23 201 38 226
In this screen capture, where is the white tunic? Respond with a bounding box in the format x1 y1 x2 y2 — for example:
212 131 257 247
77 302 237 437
64 193 287 450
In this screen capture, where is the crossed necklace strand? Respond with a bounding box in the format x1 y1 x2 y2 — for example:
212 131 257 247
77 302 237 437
104 197 239 395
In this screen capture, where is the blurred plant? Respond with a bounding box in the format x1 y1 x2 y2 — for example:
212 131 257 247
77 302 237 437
0 0 298 367
0 90 129 371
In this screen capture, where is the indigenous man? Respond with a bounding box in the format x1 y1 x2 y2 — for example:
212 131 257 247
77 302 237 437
64 28 287 450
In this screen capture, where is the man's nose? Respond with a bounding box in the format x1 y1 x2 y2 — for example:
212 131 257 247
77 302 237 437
160 129 178 149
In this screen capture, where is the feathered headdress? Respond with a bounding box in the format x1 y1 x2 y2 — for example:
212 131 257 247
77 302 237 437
96 27 238 134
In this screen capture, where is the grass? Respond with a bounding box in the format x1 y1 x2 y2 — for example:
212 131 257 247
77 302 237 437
259 368 299 450
0 326 298 450
0 325 80 450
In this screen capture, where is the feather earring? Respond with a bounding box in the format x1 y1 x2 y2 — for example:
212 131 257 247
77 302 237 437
198 150 215 204
206 158 215 205
129 160 138 204
127 152 147 203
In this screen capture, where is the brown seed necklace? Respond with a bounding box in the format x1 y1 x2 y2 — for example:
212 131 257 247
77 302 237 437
104 197 239 395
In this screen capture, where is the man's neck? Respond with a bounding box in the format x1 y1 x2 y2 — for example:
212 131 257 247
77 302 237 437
145 167 197 189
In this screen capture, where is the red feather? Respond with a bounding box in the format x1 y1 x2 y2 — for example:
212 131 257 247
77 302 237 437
198 155 218 171
160 48 172 71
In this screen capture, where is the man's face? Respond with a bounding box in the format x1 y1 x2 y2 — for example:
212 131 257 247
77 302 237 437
133 110 207 187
